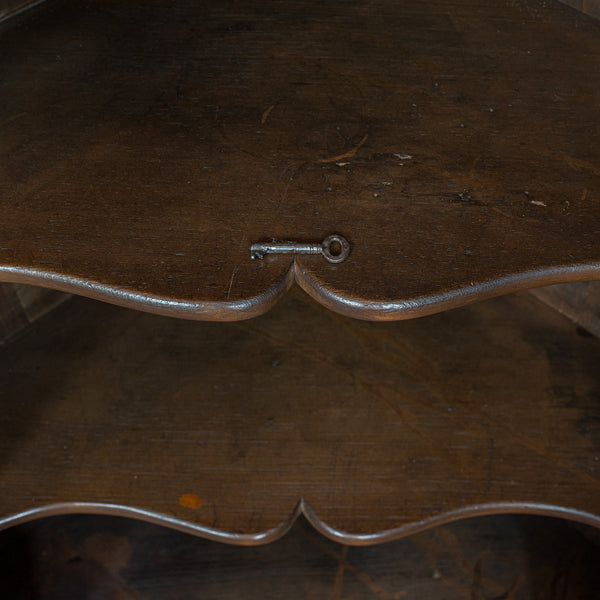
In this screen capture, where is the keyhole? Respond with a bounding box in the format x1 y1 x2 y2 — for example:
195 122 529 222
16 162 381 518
321 235 350 263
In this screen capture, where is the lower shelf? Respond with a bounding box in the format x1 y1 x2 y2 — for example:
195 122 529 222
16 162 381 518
1 514 599 598
0 287 598 542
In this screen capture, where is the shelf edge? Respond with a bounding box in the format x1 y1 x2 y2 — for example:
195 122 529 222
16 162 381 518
1 499 599 546
4 261 600 321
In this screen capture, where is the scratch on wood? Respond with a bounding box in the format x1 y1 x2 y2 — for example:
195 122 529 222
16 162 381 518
485 438 494 493
226 266 239 300
581 188 588 201
423 162 543 223
562 152 600 177
261 104 275 124
318 133 368 163
489 205 541 224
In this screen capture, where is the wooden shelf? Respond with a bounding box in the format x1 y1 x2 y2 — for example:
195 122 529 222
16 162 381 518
1 0 598 568
2 514 599 597
1 287 598 542
1 0 599 320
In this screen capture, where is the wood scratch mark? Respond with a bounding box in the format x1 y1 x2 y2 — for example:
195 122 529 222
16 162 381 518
489 205 541 224
562 152 600 176
318 133 368 163
226 266 239 300
281 169 294 204
261 104 275 124
581 188 588 201
485 438 494 493
420 162 542 224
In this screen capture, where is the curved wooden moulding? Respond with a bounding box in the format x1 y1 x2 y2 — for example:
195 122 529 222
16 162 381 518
1 288 598 542
1 0 600 321
6 261 600 323
4 500 600 547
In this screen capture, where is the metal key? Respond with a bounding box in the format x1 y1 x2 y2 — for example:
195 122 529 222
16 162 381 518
250 234 350 264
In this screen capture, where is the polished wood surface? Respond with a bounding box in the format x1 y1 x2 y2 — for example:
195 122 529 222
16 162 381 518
1 0 599 320
1 288 598 541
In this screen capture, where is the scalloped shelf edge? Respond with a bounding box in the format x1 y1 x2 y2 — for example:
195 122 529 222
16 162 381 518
297 261 600 321
2 261 600 321
1 499 599 546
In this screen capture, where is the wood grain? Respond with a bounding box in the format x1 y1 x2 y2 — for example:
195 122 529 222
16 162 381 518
1 287 598 542
1 0 599 320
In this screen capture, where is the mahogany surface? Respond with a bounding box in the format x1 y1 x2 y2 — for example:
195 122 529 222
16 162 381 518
1 288 598 542
1 0 599 320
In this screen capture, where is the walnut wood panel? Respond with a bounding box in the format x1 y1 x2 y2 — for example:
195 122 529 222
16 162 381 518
0 288 598 542
1 0 599 320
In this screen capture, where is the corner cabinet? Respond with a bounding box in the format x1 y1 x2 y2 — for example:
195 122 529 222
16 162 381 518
0 0 598 549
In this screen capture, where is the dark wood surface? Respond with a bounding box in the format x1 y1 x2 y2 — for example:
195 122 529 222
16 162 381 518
531 281 600 337
1 287 598 541
561 0 600 19
0 283 68 344
1 0 599 320
1 514 599 599
0 0 42 23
